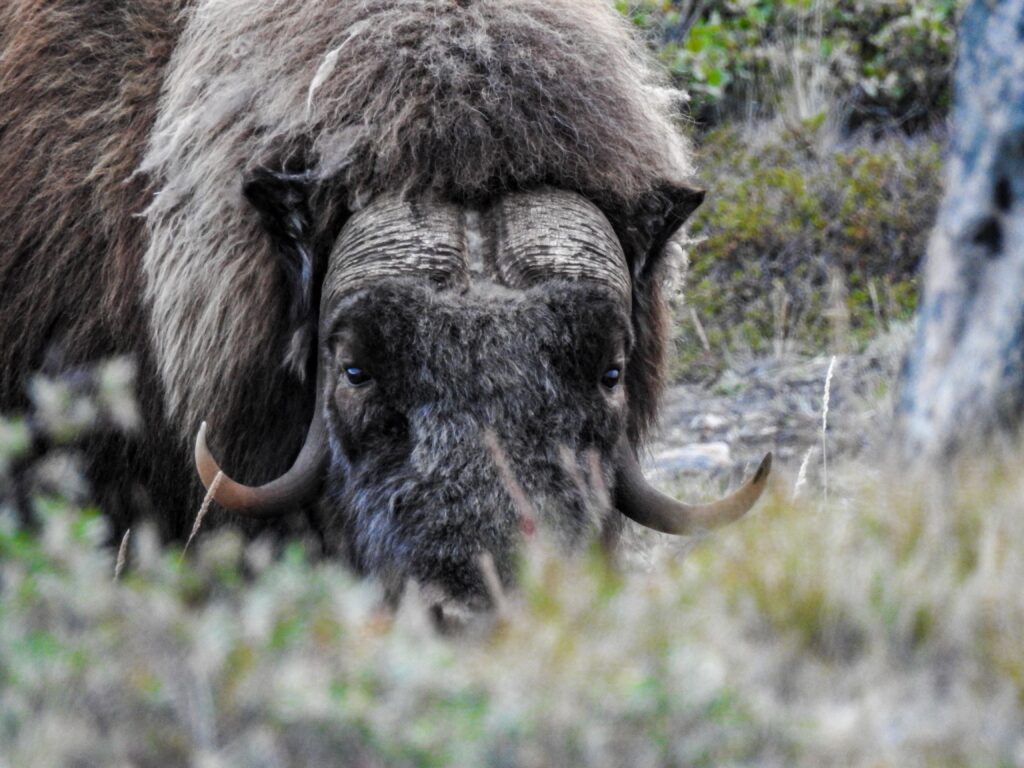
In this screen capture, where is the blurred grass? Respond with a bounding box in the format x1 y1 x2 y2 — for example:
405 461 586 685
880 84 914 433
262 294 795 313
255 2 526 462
3 452 1024 766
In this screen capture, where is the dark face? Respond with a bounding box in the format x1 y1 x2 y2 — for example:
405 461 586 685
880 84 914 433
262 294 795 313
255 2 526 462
195 187 769 620
318 279 632 609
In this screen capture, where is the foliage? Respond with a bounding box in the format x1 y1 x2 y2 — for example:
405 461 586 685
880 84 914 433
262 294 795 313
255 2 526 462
0 359 138 525
3 442 1024 765
670 120 942 381
618 0 963 130
1 357 1022 766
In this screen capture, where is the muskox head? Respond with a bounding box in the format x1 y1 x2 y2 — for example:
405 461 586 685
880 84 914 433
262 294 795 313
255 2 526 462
194 180 770 615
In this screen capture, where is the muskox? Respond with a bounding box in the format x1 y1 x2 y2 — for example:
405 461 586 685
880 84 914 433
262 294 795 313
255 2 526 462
0 0 769 612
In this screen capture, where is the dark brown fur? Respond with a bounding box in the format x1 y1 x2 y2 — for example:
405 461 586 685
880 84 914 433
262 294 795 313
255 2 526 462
0 0 697 541
0 0 196 536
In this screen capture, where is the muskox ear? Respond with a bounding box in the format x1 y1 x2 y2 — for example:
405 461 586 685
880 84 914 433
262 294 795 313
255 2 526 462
611 183 705 442
243 167 333 379
619 183 705 277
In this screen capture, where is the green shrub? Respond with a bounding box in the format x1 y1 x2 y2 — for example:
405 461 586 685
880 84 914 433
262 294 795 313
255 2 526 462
618 0 963 130
4 448 1024 766
672 121 942 380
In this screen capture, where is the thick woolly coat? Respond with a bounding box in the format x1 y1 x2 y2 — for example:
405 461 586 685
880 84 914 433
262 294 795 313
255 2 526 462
0 0 695 537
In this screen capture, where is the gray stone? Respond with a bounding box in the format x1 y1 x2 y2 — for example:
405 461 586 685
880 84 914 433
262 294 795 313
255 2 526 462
688 413 730 431
647 442 732 474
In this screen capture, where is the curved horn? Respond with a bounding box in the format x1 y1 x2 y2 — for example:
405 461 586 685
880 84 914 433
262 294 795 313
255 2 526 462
194 383 328 517
491 188 631 303
321 194 470 303
615 444 771 535
193 194 470 517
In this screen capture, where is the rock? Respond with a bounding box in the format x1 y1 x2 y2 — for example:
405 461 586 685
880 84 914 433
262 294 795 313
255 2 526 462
652 329 909 480
647 442 732 474
688 413 729 431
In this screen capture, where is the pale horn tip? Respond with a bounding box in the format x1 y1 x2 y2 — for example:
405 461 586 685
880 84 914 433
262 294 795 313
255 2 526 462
754 452 772 485
194 420 222 491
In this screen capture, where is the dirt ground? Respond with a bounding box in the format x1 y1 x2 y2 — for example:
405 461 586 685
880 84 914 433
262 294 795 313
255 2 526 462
646 324 913 491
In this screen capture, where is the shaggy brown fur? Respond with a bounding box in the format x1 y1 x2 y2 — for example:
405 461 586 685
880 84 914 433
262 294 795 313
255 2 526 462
0 0 182 393
0 0 697 535
0 0 196 535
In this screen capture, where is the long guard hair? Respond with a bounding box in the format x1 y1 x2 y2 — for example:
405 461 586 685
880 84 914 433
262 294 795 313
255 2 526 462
0 0 696 536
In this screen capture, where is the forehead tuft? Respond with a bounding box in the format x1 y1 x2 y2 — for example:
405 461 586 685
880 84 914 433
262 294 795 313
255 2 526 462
330 279 630 367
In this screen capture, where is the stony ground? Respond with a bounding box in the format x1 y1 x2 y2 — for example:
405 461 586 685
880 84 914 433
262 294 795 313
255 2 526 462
647 324 913 492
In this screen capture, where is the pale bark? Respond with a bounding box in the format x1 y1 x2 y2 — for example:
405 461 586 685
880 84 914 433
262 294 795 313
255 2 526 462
899 0 1024 459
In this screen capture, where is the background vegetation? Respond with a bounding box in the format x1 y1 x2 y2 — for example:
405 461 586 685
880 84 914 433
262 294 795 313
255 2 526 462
674 123 940 379
618 0 958 381
5 2 1016 767
621 0 959 129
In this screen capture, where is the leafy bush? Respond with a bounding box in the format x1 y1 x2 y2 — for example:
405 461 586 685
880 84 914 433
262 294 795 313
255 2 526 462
619 0 962 130
3 443 1024 766
0 359 138 529
1 351 1022 767
670 120 942 381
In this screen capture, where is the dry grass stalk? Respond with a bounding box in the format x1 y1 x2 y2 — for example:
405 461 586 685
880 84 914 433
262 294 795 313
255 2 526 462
113 528 131 581
793 447 813 498
771 278 790 358
689 307 712 353
821 355 836 508
867 278 884 331
475 551 509 620
483 430 538 537
826 268 851 353
557 446 612 523
585 449 610 512
183 470 223 557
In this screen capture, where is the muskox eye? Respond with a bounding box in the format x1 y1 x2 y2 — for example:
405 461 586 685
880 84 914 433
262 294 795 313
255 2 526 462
601 367 621 390
345 366 371 387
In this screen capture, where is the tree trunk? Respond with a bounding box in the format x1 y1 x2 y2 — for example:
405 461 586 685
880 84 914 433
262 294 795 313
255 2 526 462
898 0 1024 459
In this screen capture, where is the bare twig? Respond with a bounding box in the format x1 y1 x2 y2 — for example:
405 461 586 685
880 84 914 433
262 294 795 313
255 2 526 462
113 528 131 581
